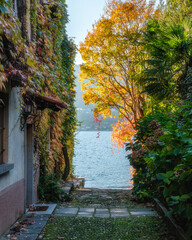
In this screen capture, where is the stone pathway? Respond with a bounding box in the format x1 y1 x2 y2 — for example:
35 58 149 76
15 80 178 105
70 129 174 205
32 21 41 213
54 206 157 218
63 187 154 209
1 204 57 240
55 188 158 218
1 188 158 240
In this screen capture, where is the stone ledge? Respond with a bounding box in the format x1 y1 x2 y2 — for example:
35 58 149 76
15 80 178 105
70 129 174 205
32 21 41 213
73 177 85 188
26 204 57 215
0 163 14 176
154 198 186 240
62 186 71 195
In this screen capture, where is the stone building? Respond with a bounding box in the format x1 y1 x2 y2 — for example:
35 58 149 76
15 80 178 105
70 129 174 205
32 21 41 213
0 0 68 235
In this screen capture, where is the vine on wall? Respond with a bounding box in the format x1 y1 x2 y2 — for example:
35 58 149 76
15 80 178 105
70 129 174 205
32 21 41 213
0 1 77 183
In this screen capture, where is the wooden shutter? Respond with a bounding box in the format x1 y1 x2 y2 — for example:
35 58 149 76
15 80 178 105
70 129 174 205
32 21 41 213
0 101 4 164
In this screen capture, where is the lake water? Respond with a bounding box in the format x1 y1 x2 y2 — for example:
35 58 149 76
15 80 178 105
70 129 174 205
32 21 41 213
73 131 132 189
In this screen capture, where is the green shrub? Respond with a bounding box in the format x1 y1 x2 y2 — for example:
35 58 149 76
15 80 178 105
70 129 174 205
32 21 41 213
126 102 192 238
38 173 70 202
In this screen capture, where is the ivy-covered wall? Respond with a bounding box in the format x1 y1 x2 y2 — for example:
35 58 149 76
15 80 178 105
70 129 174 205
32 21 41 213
0 0 77 184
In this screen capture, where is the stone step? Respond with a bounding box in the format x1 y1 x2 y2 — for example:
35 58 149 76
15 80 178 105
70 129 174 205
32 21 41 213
61 178 86 196
54 207 158 218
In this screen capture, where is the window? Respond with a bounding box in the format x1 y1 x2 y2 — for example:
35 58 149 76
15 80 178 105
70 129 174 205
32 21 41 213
17 0 32 41
0 102 4 164
0 94 8 165
0 94 13 175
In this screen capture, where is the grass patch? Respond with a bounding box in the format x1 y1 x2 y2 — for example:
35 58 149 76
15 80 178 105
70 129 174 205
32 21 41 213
43 216 169 240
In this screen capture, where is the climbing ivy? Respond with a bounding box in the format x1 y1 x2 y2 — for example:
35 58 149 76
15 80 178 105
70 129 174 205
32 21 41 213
0 0 77 183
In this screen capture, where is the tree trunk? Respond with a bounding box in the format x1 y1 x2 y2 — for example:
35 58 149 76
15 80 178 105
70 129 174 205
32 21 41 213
62 147 70 181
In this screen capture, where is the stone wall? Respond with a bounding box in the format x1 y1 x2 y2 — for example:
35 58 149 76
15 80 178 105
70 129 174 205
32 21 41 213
0 87 25 192
0 87 25 235
0 179 25 235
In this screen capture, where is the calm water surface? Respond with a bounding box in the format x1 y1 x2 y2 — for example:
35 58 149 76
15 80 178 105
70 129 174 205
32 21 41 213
73 131 132 189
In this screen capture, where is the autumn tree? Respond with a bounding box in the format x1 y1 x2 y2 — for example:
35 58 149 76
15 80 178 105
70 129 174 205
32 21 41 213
79 0 156 143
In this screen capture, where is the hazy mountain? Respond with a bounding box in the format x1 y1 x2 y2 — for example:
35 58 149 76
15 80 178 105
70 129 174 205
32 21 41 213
74 65 119 131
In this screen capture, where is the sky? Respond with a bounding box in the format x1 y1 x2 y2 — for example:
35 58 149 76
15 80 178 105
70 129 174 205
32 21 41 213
65 0 108 65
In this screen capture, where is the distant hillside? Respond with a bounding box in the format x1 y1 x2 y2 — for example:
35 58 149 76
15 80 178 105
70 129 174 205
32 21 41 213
74 65 119 131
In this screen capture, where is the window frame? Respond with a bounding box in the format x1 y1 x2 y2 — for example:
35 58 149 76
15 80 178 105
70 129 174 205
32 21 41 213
0 93 13 176
0 94 8 165
0 102 4 164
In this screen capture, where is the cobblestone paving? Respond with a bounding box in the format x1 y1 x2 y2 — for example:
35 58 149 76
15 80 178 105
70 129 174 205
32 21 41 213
55 188 158 218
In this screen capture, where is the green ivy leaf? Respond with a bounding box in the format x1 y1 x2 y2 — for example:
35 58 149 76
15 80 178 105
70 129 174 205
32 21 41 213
181 137 192 145
180 194 191 202
156 171 174 184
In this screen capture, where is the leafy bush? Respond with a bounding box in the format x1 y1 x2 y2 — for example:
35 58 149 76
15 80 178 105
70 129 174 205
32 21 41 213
38 174 70 202
126 102 192 238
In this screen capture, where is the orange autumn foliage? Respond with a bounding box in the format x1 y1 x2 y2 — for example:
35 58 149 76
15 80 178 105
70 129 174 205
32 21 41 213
111 119 135 149
79 0 158 146
129 166 135 184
